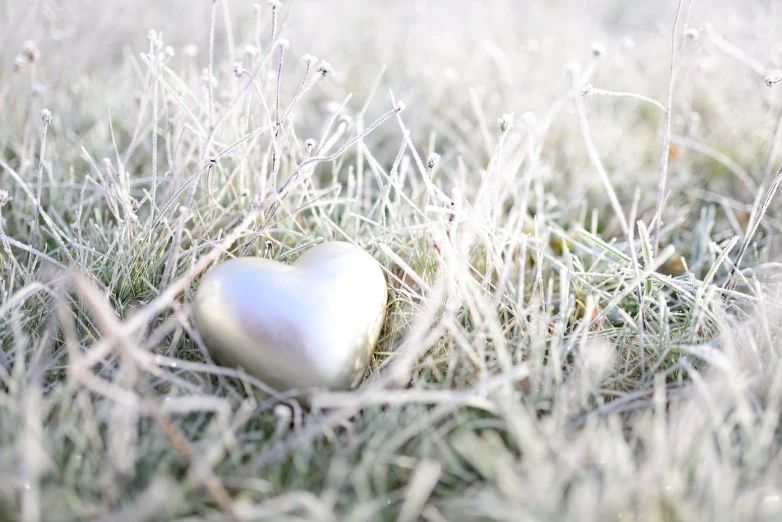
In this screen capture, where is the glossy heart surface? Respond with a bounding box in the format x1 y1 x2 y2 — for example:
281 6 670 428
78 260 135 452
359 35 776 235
193 242 387 392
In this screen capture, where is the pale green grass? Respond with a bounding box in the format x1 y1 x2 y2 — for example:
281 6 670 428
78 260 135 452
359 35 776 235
1 1 782 521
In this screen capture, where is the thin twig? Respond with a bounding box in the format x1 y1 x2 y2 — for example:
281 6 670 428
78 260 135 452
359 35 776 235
653 0 686 255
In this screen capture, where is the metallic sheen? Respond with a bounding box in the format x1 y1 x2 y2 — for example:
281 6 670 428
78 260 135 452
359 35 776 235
193 242 388 392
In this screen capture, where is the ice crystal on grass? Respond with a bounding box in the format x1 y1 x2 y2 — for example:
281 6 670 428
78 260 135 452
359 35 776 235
1 1 781 521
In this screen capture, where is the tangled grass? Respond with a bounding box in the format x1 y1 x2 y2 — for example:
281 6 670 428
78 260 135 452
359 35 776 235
1 0 782 520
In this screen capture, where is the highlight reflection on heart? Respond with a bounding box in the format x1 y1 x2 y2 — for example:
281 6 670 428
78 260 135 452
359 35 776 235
193 242 388 392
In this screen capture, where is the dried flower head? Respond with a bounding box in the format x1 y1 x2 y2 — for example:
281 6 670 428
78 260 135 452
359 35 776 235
304 138 317 151
337 113 353 130
276 37 290 51
145 31 164 54
0 189 12 207
765 71 782 88
394 100 406 112
267 0 282 8
13 55 26 73
590 41 606 58
427 152 440 170
41 109 52 124
201 68 216 87
232 62 244 78
316 60 333 77
301 54 318 65
683 28 699 40
519 111 538 128
21 40 40 62
498 113 513 132
581 83 594 97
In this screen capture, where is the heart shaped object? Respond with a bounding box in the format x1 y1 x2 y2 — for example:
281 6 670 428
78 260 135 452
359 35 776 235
193 242 387 392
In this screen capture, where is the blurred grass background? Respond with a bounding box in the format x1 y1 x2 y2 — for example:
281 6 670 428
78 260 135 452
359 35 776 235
1 0 782 520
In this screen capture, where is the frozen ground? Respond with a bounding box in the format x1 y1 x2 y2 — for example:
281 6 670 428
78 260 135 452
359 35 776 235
2 0 782 520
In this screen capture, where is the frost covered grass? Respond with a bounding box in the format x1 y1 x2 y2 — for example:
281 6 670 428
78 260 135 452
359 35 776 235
1 0 782 520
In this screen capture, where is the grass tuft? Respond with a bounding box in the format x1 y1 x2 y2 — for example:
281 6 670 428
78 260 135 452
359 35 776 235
2 0 782 520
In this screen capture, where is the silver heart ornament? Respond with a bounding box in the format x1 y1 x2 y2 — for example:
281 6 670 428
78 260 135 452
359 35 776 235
193 242 388 392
